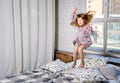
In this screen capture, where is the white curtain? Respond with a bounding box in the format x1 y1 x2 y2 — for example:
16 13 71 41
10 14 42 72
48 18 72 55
0 0 55 78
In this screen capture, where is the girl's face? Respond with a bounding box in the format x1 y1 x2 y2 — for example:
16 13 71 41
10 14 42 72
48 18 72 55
77 17 84 27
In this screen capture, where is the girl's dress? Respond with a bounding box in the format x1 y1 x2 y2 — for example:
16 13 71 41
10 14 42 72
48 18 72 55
73 24 93 48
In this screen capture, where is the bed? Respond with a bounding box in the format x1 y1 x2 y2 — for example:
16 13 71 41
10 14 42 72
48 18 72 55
0 57 120 83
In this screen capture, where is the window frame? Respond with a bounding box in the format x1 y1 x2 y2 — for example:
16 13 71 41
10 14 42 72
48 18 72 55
85 0 120 57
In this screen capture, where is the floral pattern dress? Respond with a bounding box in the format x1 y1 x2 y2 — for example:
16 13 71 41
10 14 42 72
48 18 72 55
73 24 93 48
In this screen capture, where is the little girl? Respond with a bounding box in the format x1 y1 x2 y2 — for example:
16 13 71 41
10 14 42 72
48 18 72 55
71 7 95 68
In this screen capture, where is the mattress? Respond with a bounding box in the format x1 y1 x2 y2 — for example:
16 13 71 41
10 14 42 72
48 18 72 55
0 59 119 83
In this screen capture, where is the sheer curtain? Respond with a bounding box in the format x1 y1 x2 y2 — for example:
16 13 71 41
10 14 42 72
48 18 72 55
0 0 55 78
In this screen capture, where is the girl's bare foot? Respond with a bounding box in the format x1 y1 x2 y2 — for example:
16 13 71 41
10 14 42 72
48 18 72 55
72 62 76 68
79 62 84 68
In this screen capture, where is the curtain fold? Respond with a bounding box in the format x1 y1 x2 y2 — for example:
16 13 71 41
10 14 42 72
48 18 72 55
0 0 55 78
46 0 55 63
0 0 15 78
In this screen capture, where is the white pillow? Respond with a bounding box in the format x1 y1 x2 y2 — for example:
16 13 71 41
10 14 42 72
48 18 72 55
41 59 69 73
84 58 108 68
63 68 106 82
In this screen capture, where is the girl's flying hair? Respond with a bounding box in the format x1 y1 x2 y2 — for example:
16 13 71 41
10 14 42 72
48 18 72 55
71 11 95 27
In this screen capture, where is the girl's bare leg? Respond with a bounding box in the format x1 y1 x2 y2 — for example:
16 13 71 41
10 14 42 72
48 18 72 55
72 43 78 68
78 45 86 68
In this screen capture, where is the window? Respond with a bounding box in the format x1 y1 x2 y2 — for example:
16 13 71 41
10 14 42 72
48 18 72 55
86 0 103 18
107 22 120 54
109 0 120 17
86 0 120 56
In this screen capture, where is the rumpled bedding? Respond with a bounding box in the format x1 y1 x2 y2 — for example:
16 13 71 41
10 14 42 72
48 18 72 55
0 59 119 83
0 68 109 83
0 69 78 83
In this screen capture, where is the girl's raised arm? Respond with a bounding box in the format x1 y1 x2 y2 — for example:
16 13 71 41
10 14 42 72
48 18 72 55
71 7 77 21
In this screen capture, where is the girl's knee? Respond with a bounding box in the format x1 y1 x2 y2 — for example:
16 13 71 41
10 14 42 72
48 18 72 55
73 48 78 54
73 43 78 52
78 45 85 52
78 48 82 52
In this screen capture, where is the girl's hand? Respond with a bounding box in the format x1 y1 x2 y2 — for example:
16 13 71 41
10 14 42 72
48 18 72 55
87 25 93 34
72 7 77 14
87 25 92 31
87 26 92 31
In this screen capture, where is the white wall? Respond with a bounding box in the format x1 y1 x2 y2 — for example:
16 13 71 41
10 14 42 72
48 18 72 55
56 0 85 52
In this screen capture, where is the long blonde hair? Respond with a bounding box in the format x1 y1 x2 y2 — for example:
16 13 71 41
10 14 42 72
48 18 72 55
71 11 95 27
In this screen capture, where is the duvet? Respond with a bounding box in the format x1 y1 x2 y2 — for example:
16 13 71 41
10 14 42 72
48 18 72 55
0 59 120 83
